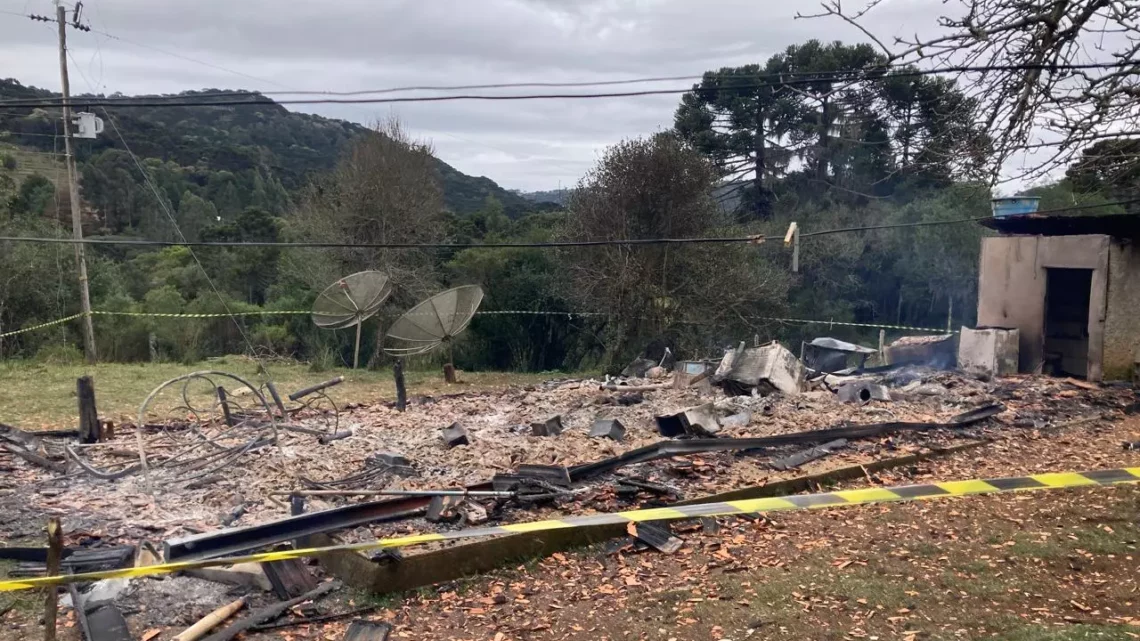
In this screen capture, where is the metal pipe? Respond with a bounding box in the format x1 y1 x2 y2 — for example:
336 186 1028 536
270 489 516 498
289 377 344 402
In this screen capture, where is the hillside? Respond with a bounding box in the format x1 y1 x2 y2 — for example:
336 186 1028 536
518 188 571 206
0 79 535 219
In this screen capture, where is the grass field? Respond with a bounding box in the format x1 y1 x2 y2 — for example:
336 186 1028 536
0 357 560 430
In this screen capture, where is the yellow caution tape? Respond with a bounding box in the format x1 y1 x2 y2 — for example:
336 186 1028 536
0 313 85 339
0 467 1136 592
3 310 945 338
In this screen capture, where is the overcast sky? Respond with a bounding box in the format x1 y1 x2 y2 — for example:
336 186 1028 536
1 0 950 191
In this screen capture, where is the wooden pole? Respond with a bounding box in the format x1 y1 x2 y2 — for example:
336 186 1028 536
352 323 362 370
443 363 457 384
43 518 62 641
878 329 886 365
216 387 234 427
76 376 99 444
393 358 407 412
792 225 800 273
171 597 246 641
56 4 96 363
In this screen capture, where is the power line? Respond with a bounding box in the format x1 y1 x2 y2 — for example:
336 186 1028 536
1 62 1136 110
6 197 1135 249
0 235 772 249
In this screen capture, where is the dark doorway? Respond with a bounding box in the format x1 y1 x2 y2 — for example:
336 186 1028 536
1043 268 1092 378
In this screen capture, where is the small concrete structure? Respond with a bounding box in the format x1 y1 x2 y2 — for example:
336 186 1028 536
958 327 1019 379
589 418 626 441
976 212 1140 380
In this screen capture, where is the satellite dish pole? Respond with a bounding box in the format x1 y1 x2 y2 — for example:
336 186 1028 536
311 271 393 370
384 285 484 384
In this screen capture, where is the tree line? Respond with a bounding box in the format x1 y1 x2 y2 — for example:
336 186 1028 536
1 36 1136 371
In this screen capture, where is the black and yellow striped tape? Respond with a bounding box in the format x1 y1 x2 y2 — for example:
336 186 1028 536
0 467 1136 592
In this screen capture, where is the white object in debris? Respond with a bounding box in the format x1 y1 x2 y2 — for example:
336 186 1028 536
958 326 1019 379
61 577 132 609
726 341 804 395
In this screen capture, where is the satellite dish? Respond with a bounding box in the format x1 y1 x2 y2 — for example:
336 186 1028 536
384 285 484 359
312 271 392 369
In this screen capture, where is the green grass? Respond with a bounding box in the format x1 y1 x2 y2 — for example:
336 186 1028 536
994 624 1140 641
0 357 564 430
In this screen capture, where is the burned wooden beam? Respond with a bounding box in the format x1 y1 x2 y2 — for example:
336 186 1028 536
289 377 345 402
199 581 340 641
262 557 319 600
0 442 66 474
393 360 407 412
171 597 247 641
76 376 100 444
769 439 848 471
515 464 572 487
318 429 353 445
216 387 235 428
626 522 683 554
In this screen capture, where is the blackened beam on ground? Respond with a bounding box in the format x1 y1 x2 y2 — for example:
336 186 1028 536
567 404 1003 481
288 376 345 402
164 403 1003 561
0 545 135 571
163 485 488 560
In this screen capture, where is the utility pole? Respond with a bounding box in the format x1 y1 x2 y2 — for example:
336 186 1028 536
55 1 97 363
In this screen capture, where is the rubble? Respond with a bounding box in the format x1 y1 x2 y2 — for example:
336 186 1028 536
343 620 393 641
717 341 804 396
837 381 891 404
197 580 340 641
425 495 464 523
530 415 564 437
2 341 1138 638
655 403 720 437
589 418 626 441
886 334 957 368
440 423 469 448
769 439 848 471
803 337 878 373
621 357 657 378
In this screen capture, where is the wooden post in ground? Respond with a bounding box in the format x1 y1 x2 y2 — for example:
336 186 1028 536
443 363 457 384
878 330 886 365
394 359 407 412
76 376 99 444
43 517 62 641
216 387 235 427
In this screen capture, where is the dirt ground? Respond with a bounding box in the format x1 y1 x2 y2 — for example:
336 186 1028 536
353 416 1140 641
0 370 1137 640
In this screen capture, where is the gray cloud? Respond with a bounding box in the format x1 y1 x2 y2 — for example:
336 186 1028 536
1 0 947 190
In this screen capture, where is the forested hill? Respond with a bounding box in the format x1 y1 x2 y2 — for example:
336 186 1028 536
0 79 536 221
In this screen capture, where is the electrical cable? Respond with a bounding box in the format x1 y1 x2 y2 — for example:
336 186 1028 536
3 197 1138 249
0 234 772 248
1 61 1137 109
